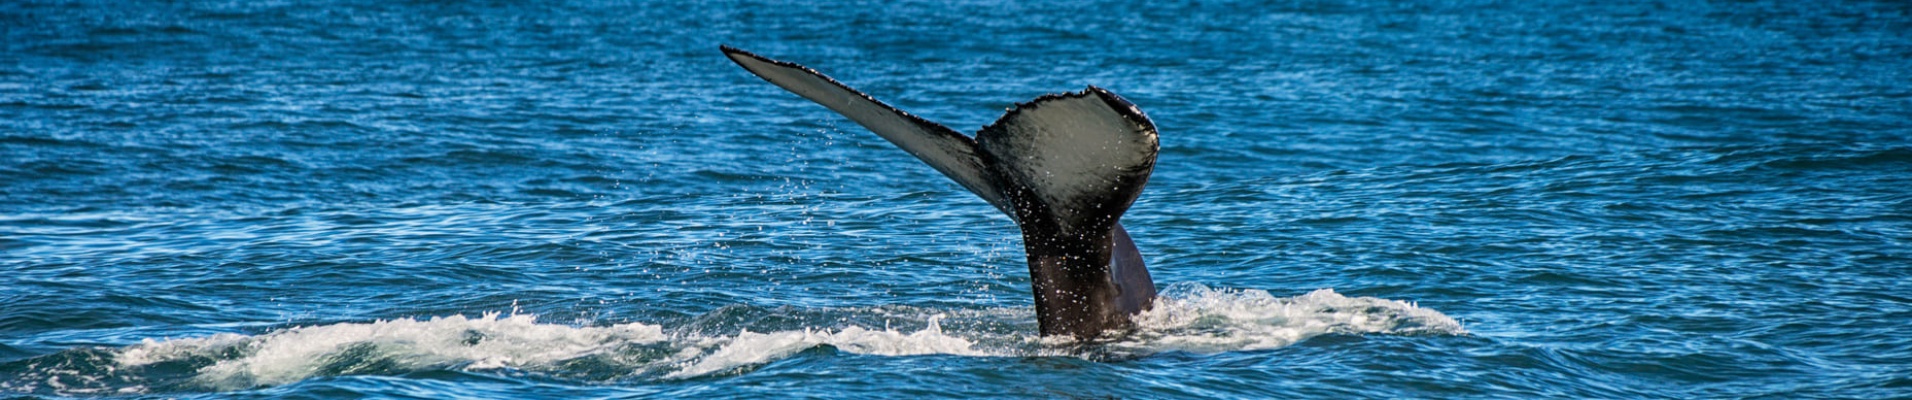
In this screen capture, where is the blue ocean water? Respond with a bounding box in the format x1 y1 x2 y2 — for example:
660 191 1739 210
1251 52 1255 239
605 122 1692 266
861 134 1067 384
3 0 1909 397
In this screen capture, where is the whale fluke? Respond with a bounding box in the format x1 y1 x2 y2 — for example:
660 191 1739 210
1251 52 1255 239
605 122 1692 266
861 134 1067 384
718 46 1011 215
721 46 1158 339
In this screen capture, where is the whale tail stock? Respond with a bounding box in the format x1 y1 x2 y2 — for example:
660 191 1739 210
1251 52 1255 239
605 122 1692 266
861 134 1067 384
720 46 1158 339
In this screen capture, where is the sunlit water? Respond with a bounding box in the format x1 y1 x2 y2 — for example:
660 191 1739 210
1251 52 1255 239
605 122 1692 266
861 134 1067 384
4 0 1909 398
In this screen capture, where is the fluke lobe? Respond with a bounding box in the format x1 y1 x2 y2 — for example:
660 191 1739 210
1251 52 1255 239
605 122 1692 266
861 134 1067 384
721 46 1159 339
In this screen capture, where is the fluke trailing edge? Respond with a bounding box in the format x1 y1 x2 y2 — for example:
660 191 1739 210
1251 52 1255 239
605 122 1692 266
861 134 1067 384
720 46 1159 339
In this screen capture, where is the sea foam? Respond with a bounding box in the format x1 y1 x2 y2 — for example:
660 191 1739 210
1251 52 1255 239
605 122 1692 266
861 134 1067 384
10 287 1462 394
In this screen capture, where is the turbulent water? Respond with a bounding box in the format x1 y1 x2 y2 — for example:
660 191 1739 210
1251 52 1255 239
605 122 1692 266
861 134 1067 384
3 0 1909 398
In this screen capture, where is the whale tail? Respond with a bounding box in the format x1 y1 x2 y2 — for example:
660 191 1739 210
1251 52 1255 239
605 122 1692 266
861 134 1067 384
721 46 1158 339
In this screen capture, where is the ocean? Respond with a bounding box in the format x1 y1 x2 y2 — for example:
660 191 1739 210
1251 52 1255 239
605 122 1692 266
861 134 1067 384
3 0 1909 398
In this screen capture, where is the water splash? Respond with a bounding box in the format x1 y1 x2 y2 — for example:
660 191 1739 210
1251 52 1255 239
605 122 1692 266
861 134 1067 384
1120 283 1465 353
118 313 666 389
667 315 986 378
3 287 1462 395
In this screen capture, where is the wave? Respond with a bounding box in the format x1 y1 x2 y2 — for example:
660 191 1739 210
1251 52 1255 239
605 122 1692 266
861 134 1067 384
1 285 1462 395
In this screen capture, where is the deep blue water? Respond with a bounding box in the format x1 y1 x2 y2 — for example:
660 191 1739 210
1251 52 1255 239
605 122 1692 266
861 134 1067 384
4 0 1910 398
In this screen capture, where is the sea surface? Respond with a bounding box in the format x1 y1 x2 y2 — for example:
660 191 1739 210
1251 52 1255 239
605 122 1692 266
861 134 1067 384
3 0 1909 398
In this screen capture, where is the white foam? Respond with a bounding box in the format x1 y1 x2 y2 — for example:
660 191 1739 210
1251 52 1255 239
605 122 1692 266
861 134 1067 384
36 286 1462 393
99 312 991 389
667 316 989 378
1122 284 1465 353
116 313 665 389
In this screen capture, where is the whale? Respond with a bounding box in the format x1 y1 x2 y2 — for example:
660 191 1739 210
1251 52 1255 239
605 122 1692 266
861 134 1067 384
721 46 1158 339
